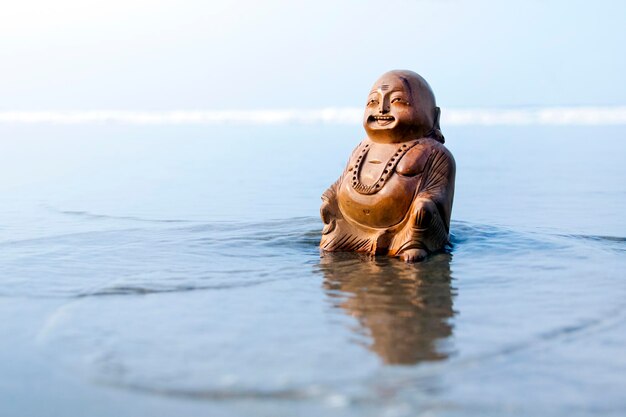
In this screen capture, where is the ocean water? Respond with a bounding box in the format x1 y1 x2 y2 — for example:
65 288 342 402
0 123 625 417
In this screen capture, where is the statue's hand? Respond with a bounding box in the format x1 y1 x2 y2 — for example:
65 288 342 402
320 200 337 235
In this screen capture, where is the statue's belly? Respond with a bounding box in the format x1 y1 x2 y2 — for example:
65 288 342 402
338 174 417 228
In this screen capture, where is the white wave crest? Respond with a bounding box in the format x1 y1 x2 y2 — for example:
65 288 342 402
442 107 626 126
0 107 625 126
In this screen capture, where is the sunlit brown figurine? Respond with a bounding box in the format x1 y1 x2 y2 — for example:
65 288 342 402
320 70 455 262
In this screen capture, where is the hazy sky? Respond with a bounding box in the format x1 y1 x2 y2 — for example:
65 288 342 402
1 0 624 110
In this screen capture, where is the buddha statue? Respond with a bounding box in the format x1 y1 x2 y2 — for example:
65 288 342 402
320 70 456 262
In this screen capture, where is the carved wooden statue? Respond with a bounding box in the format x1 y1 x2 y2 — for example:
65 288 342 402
320 70 455 262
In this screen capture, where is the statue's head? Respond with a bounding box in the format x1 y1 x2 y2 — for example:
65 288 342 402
363 70 444 144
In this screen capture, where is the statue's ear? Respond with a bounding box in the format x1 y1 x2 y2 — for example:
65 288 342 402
432 107 445 143
434 107 441 130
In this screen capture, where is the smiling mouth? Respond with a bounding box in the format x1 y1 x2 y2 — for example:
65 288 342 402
369 115 395 126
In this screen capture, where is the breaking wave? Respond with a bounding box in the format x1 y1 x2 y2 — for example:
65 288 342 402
1 106 625 125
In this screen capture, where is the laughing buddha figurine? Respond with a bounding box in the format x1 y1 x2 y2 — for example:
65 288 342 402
320 70 455 262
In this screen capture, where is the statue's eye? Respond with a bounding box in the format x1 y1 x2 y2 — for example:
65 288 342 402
367 99 378 106
391 97 407 104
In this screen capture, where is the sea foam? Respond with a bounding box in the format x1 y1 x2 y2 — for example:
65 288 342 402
0 107 625 125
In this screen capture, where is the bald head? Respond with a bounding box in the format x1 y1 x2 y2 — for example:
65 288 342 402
364 70 443 143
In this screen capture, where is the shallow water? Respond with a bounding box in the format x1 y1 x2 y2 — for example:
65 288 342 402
1 124 625 416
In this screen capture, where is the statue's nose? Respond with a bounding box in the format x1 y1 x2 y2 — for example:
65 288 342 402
379 99 390 114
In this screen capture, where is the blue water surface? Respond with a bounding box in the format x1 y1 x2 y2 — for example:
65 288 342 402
0 124 625 417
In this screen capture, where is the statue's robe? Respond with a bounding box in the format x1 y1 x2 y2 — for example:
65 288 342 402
320 137 455 256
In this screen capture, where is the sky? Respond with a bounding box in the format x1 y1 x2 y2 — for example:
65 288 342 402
0 0 624 111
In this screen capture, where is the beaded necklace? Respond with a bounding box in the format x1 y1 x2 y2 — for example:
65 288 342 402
350 139 420 195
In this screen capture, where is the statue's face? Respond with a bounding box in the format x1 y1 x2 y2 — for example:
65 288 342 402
363 72 435 143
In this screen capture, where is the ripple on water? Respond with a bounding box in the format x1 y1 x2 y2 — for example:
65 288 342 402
24 216 626 411
0 217 322 298
0 217 619 299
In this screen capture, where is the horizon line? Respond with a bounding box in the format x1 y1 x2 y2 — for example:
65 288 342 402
1 106 625 126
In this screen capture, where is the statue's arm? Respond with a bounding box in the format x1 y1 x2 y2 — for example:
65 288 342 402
322 175 341 204
396 147 456 260
320 175 341 225
320 141 362 231
320 174 344 235
415 147 456 227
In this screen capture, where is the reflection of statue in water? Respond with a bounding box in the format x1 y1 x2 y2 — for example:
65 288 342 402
320 253 455 364
320 70 455 262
